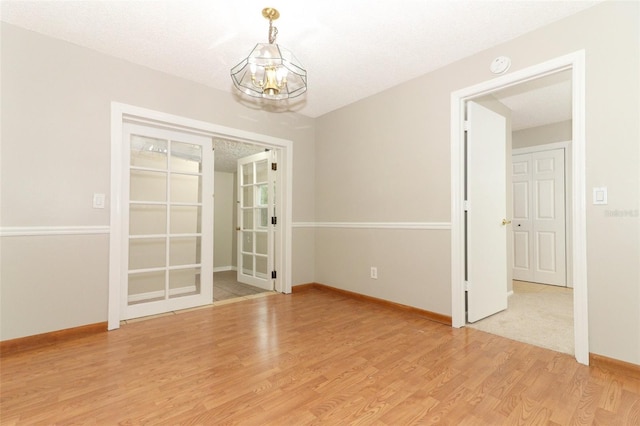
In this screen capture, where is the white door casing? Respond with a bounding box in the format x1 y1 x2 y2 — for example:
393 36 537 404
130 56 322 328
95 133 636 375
451 50 588 365
512 148 566 286
466 101 508 323
237 151 276 291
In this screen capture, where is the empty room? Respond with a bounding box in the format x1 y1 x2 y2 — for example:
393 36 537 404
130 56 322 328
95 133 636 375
1 1 639 424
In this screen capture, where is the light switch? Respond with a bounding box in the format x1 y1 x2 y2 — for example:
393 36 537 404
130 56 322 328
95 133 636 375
93 193 106 209
593 187 607 205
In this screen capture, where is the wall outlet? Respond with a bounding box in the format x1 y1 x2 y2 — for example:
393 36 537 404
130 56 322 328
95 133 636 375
370 267 378 279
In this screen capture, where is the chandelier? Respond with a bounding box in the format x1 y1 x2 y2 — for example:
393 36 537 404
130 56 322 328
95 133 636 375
230 8 307 100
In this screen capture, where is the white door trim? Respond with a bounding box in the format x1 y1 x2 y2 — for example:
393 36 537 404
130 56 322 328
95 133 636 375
512 141 570 156
450 50 589 365
108 102 294 331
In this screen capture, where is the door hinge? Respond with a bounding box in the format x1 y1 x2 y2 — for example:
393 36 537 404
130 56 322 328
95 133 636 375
271 162 277 171
464 200 470 211
271 216 277 225
271 271 277 279
464 120 470 131
465 281 470 291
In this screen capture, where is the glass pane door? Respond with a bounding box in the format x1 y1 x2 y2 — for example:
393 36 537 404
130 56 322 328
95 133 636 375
123 123 213 320
237 151 274 290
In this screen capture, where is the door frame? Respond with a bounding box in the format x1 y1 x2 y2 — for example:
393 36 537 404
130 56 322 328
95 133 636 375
108 102 294 331
450 50 589 364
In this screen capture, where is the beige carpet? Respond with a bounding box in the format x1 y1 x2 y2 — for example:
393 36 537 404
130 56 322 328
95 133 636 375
467 281 574 355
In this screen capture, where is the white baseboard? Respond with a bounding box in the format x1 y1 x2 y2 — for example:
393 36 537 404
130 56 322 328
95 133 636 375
213 266 237 273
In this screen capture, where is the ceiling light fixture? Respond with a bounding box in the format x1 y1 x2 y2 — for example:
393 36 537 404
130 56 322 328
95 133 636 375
230 7 307 100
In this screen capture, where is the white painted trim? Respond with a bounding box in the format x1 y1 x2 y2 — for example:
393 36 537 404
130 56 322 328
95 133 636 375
0 226 110 237
108 102 294 331
450 50 589 365
292 222 451 230
213 266 238 273
512 141 570 156
128 285 197 303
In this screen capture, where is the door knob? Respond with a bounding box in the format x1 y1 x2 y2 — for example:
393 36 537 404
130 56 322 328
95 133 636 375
501 219 512 226
236 227 241 231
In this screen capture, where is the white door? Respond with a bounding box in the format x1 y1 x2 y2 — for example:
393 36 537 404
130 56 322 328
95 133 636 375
512 149 566 286
466 101 509 323
237 151 275 291
122 122 214 320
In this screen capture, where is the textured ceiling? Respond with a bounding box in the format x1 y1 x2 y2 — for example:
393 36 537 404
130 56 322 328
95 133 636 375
494 70 573 131
1 0 600 120
213 139 265 173
2 1 591 168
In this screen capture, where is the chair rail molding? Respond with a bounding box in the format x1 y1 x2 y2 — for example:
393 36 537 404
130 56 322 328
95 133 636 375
0 226 110 237
292 222 451 230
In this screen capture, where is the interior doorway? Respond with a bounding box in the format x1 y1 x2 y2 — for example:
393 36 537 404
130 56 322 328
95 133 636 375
212 140 280 300
108 103 293 330
450 51 589 365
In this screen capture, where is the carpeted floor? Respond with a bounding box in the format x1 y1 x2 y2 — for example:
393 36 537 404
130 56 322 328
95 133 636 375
467 280 574 355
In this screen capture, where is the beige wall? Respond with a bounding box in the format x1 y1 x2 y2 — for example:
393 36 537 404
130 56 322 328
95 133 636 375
314 1 639 365
214 171 235 269
0 23 316 340
513 120 572 149
1 1 638 366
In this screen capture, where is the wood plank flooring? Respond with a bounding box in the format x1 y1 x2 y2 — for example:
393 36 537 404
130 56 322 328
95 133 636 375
2 288 639 425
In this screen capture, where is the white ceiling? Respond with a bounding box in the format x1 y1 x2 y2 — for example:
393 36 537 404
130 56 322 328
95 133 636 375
493 69 573 131
2 1 586 170
2 0 598 122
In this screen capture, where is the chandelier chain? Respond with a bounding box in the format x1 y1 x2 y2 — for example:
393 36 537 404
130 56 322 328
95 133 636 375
268 19 278 44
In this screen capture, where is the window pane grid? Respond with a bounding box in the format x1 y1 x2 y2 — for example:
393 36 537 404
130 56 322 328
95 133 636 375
129 264 202 274
129 135 205 303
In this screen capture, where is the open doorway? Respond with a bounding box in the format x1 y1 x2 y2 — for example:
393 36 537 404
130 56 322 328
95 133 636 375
212 139 279 302
450 51 589 365
466 70 574 355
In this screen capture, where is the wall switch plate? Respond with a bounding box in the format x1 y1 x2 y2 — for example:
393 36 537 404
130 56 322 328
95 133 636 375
93 193 106 209
593 187 607 205
370 267 378 279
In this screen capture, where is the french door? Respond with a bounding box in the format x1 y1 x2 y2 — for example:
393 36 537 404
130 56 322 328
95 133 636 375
122 122 213 320
236 151 275 291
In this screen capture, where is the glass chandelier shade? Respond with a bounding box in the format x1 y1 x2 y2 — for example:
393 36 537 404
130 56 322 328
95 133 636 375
230 8 307 100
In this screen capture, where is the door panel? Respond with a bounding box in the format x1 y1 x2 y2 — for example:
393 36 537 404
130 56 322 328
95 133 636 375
123 123 213 319
513 232 530 271
237 151 275 290
466 101 508 323
512 148 566 286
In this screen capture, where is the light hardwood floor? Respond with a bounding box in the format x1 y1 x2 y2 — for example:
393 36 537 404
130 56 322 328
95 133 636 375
1 288 639 424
